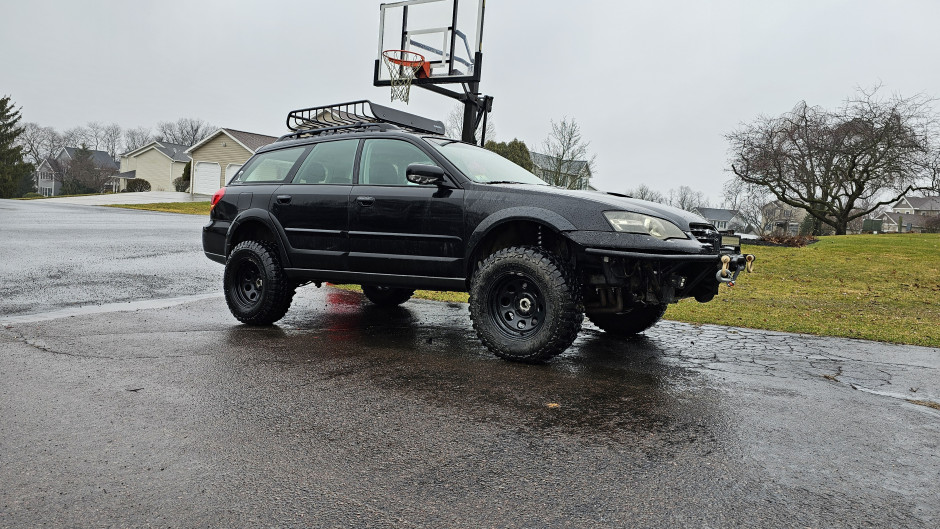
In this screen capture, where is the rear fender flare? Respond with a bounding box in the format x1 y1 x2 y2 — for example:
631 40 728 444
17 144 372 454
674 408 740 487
225 209 293 267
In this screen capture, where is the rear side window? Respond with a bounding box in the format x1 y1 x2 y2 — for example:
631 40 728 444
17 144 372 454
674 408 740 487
291 139 359 185
358 139 437 186
232 146 307 184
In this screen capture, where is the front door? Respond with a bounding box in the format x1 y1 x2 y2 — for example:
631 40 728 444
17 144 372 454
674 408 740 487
269 139 359 270
348 138 464 279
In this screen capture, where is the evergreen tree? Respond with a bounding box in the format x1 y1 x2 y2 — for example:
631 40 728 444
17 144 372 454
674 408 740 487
484 138 534 173
174 161 191 191
61 145 97 195
0 96 35 198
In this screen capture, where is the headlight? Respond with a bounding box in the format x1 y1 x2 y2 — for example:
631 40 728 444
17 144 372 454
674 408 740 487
604 211 688 240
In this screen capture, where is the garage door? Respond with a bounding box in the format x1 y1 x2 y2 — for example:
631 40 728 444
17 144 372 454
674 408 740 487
193 162 222 196
225 164 243 183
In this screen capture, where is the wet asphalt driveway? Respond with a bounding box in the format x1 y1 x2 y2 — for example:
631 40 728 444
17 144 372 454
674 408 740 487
1 200 939 528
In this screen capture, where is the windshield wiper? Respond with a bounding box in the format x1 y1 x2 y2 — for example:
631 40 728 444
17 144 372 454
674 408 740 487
485 180 537 185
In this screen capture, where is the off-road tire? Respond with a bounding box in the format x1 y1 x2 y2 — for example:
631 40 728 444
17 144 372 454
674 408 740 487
361 285 414 307
588 304 668 337
224 240 295 325
468 246 583 363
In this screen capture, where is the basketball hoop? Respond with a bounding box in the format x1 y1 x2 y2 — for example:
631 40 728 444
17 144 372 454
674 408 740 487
382 49 430 104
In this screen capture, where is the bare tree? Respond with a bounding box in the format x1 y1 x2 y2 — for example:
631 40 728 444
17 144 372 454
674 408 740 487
728 87 940 235
100 123 123 159
17 122 63 166
61 126 89 148
124 126 154 152
541 117 596 189
444 103 495 142
625 184 665 203
85 121 105 150
155 118 215 146
722 179 770 235
666 186 709 212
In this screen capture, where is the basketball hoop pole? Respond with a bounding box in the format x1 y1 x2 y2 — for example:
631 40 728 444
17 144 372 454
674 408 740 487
417 79 493 144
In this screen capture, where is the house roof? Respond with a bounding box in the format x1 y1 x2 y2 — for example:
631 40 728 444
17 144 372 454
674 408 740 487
528 151 590 176
878 211 930 228
61 147 119 170
153 142 191 162
186 128 277 155
692 207 739 222
114 170 137 179
121 141 191 162
898 196 940 211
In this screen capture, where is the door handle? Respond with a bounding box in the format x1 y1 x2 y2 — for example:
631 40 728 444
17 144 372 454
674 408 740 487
276 195 292 204
356 196 375 207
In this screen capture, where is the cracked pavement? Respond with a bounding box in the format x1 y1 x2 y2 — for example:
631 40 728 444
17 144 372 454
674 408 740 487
1 200 939 528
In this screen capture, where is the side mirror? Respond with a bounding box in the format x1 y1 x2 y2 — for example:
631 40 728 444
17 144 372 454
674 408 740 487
406 164 446 186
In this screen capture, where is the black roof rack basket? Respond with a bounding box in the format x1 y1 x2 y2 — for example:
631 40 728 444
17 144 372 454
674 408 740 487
283 100 446 139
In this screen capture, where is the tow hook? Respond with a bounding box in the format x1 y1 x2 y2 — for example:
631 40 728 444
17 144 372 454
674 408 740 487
717 256 734 284
716 254 756 286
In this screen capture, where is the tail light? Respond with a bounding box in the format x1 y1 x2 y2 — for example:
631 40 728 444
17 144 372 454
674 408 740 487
210 187 226 210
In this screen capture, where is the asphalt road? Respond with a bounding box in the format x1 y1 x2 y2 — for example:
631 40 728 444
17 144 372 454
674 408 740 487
1 200 939 528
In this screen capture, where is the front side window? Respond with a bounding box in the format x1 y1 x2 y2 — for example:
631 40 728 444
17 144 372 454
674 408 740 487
292 139 359 185
232 146 307 184
358 139 437 186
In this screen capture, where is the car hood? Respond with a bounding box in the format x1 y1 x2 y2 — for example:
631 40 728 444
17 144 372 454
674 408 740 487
500 185 712 230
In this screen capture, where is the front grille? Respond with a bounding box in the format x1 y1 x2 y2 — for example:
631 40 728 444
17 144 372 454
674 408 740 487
689 223 720 254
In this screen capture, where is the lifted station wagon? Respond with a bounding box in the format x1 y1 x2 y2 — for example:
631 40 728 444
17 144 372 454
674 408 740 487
203 101 754 362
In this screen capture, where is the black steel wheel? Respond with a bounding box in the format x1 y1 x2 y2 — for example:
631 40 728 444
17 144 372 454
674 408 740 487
469 246 583 363
361 285 414 307
224 240 295 325
588 304 668 337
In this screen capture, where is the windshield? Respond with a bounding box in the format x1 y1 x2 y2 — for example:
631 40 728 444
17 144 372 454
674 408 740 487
426 139 548 185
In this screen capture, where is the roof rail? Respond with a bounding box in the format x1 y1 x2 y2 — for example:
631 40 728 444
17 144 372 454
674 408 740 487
282 100 446 139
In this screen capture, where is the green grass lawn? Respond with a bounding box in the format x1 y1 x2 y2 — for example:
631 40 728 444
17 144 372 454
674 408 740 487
339 233 940 347
104 202 211 215
666 233 940 347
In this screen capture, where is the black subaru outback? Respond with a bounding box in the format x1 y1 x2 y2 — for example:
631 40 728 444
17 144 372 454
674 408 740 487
203 101 754 363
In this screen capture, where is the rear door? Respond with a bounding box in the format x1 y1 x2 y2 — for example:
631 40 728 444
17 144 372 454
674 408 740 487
270 139 359 271
348 138 464 278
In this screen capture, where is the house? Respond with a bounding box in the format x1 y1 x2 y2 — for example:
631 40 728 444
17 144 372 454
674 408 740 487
691 207 750 232
34 147 119 196
117 141 192 192
187 128 277 196
528 151 592 190
761 200 807 236
873 195 940 233
34 158 64 197
876 211 932 233
889 196 940 218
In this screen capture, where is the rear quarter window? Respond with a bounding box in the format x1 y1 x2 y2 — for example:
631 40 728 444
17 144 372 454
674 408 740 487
232 146 307 184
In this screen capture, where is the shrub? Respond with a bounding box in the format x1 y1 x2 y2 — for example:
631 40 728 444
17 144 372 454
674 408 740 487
173 175 190 192
125 179 151 192
925 215 940 233
22 192 42 198
758 234 818 247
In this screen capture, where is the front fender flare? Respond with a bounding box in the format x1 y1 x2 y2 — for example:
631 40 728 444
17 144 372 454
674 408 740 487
465 206 578 266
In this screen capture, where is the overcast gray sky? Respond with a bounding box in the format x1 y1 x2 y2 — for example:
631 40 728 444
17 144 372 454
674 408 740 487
4 0 940 201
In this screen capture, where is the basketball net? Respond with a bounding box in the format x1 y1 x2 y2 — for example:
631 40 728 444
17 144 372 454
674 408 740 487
382 50 427 104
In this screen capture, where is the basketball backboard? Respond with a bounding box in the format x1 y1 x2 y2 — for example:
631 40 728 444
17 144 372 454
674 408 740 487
374 0 485 86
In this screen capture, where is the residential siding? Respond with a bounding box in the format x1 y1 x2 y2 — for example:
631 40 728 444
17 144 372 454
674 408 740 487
170 161 187 190
134 149 175 191
191 134 254 189
120 155 137 173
